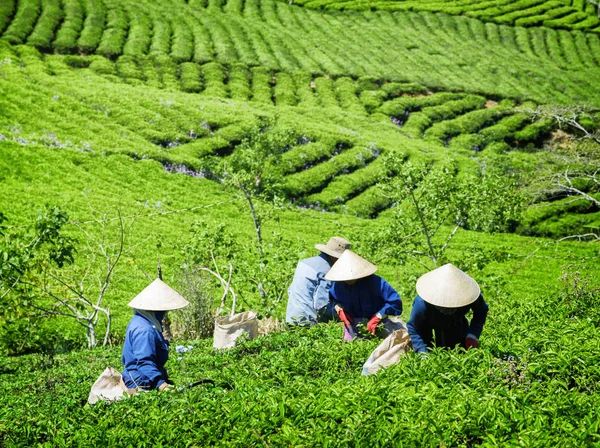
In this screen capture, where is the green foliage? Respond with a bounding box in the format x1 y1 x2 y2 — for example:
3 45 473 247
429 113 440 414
179 61 203 93
96 0 127 59
77 0 106 54
4 277 600 446
53 0 84 54
357 155 524 269
0 206 77 354
26 0 63 51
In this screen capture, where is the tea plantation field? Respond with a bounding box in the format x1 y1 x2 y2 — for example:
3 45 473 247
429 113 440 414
1 0 600 445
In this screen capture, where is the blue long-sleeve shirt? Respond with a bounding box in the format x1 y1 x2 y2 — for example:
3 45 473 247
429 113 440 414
407 294 489 354
286 254 334 325
329 274 402 319
121 313 170 390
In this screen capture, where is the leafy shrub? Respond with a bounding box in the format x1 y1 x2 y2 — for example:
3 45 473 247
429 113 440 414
96 0 128 59
201 62 227 98
77 0 107 54
0 0 15 35
172 265 216 339
1 0 41 45
180 62 203 93
53 0 84 54
274 72 297 106
122 2 151 56
26 0 63 51
228 63 251 101
251 66 273 104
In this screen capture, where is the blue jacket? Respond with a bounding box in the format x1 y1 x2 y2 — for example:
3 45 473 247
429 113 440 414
407 295 489 354
286 254 335 325
329 274 402 319
121 312 170 390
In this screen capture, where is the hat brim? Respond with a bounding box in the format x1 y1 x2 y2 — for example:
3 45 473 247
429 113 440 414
324 250 377 282
315 244 345 259
128 279 190 311
415 264 480 308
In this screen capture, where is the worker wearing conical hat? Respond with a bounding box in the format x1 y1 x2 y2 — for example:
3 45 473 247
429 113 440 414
121 279 189 392
407 264 489 354
286 237 351 326
325 250 403 341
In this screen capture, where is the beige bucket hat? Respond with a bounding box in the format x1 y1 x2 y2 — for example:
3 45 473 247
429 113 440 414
315 236 351 259
127 279 190 311
325 250 377 281
416 264 480 308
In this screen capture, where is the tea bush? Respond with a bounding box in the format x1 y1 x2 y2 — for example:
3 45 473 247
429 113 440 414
3 274 600 447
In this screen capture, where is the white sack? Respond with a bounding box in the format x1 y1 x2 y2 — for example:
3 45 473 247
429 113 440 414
362 326 413 376
87 366 129 404
213 311 258 349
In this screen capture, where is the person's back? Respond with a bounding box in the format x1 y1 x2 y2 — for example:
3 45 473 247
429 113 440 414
285 236 351 326
286 254 333 325
122 312 170 390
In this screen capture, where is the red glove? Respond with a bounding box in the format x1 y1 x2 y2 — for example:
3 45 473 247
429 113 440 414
336 307 353 328
366 315 381 335
465 335 479 349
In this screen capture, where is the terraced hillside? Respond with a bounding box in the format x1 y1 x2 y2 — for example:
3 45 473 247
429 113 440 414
294 0 600 32
1 35 599 232
1 0 600 105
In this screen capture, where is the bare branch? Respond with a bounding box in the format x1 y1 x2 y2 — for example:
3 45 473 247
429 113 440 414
408 188 437 266
557 233 599 242
439 223 462 257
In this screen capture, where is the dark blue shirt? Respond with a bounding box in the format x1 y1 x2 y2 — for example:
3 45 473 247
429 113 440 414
329 274 402 319
121 313 170 390
407 294 489 354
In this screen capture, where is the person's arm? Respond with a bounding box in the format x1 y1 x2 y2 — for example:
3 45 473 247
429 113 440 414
376 277 402 317
407 296 429 354
466 294 489 340
132 328 167 390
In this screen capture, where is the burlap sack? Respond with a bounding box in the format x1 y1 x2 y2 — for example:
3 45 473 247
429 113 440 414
213 311 258 349
87 367 130 404
362 327 413 376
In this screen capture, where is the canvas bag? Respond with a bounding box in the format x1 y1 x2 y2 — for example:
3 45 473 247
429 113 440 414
87 366 130 404
362 327 413 376
213 311 258 349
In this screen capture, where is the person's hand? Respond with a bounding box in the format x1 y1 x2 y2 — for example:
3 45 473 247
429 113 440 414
465 335 479 349
158 382 175 392
366 315 381 335
336 306 353 328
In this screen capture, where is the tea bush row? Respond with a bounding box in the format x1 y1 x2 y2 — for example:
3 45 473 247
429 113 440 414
296 0 600 31
0 40 591 225
307 157 388 207
284 145 378 197
77 0 106 54
1 0 40 45
3 279 600 447
400 94 486 138
52 0 84 54
2 0 600 105
26 0 62 51
96 0 127 59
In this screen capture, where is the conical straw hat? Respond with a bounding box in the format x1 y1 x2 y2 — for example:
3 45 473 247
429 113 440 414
315 236 351 259
416 264 480 308
127 279 190 311
324 250 377 281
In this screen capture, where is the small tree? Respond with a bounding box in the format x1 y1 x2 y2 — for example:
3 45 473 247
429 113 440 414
0 206 77 353
219 121 297 308
360 155 524 271
221 121 295 258
1 207 141 351
524 105 600 240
